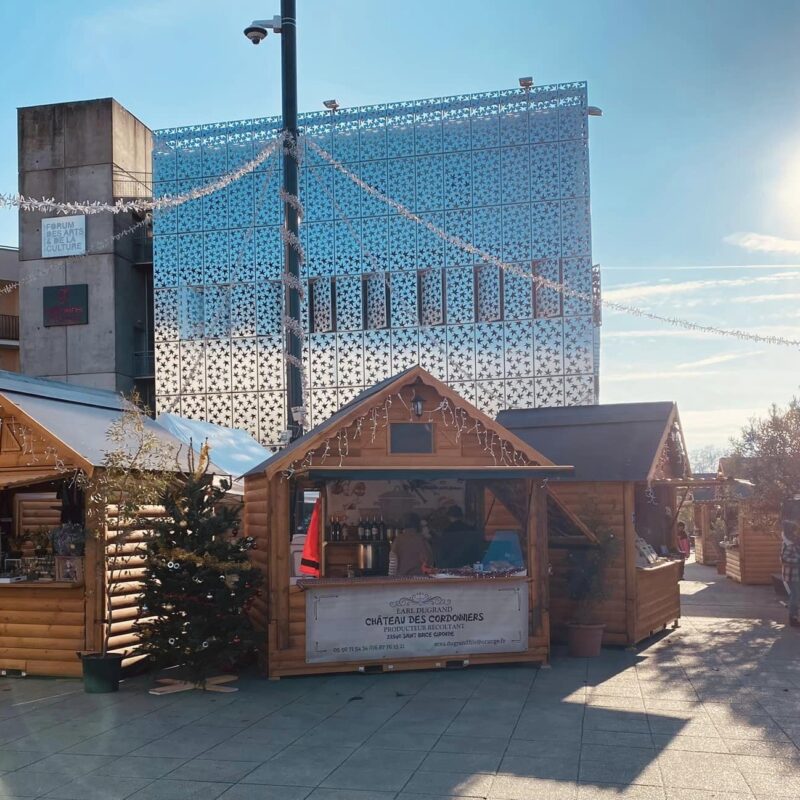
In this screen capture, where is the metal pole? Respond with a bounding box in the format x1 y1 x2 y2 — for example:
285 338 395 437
280 0 303 439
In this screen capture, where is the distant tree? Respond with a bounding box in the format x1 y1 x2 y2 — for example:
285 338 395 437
690 444 728 474
731 398 800 515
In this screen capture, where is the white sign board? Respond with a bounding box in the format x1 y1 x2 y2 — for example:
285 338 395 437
306 579 528 664
41 216 86 258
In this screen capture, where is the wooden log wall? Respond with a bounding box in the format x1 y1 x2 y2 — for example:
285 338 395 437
103 505 166 663
547 482 630 646
0 584 86 677
15 493 61 536
243 473 270 638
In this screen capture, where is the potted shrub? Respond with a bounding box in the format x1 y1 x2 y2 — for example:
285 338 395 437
565 525 620 657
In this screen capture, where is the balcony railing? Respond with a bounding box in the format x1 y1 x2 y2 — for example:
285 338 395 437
134 350 155 379
0 314 19 341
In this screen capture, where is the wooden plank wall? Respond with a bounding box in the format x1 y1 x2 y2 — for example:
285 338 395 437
725 547 742 582
0 585 85 677
732 510 781 585
634 562 681 643
547 482 629 646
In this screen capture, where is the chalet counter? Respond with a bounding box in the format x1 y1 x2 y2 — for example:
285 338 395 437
634 560 681 643
267 575 543 678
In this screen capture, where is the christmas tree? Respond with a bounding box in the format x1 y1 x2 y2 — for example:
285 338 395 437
135 445 262 686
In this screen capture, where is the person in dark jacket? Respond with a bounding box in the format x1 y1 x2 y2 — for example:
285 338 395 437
433 506 485 569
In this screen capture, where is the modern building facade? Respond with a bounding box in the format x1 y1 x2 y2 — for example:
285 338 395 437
151 82 601 445
17 99 155 400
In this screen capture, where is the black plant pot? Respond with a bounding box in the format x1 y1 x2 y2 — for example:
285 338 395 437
81 653 123 693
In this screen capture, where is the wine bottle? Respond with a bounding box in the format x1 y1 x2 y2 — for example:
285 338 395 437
357 517 364 540
371 517 378 541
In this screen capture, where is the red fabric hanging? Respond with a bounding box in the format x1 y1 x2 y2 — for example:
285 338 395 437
300 498 322 577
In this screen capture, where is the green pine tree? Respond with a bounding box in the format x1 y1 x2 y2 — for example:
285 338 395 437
135 446 262 684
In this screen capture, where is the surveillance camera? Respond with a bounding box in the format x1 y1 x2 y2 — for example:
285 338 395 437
244 24 268 44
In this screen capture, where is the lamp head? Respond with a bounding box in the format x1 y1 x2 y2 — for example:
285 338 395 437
518 76 534 89
323 99 340 111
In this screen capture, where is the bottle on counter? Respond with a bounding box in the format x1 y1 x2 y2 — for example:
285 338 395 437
357 517 364 540
379 516 386 542
371 517 379 541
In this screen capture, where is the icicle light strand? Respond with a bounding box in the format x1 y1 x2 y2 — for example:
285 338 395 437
0 134 285 217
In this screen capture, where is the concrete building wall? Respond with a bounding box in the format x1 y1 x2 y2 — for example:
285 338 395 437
17 98 152 392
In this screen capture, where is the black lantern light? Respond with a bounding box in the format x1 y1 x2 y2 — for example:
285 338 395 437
411 393 424 419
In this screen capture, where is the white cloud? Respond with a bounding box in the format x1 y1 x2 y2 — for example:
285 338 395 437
604 271 799 302
601 329 718 341
725 232 800 255
729 292 800 304
603 369 720 383
675 351 763 369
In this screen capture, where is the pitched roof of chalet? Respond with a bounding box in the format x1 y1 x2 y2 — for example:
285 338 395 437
246 367 556 477
497 401 682 482
0 370 225 475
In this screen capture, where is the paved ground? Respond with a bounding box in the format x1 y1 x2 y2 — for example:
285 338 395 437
1 560 799 800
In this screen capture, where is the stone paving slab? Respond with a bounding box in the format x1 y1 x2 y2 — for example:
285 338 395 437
1 561 799 799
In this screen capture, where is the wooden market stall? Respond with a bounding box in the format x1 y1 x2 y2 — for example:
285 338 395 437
243 367 580 679
690 476 723 566
717 457 781 585
0 371 201 677
499 402 690 646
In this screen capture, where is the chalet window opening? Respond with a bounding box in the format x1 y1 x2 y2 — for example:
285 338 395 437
388 422 435 454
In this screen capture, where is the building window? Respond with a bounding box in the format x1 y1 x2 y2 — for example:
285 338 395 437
363 273 389 329
418 269 443 326
475 265 503 322
309 277 334 333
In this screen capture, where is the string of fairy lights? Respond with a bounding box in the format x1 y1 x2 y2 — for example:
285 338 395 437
1 124 799 443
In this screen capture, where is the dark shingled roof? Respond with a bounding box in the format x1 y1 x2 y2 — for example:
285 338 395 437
497 402 677 482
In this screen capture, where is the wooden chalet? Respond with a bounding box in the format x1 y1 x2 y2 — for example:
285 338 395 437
243 367 582 679
717 457 781 585
0 371 209 677
499 402 690 646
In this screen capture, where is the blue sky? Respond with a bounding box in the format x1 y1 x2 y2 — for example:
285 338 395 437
1 0 799 453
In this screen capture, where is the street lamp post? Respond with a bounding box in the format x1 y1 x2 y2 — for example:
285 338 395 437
244 0 304 442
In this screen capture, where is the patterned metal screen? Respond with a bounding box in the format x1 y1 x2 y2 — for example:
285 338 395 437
152 83 599 445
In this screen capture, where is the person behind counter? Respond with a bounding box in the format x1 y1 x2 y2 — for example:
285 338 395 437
434 506 486 569
388 513 434 577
